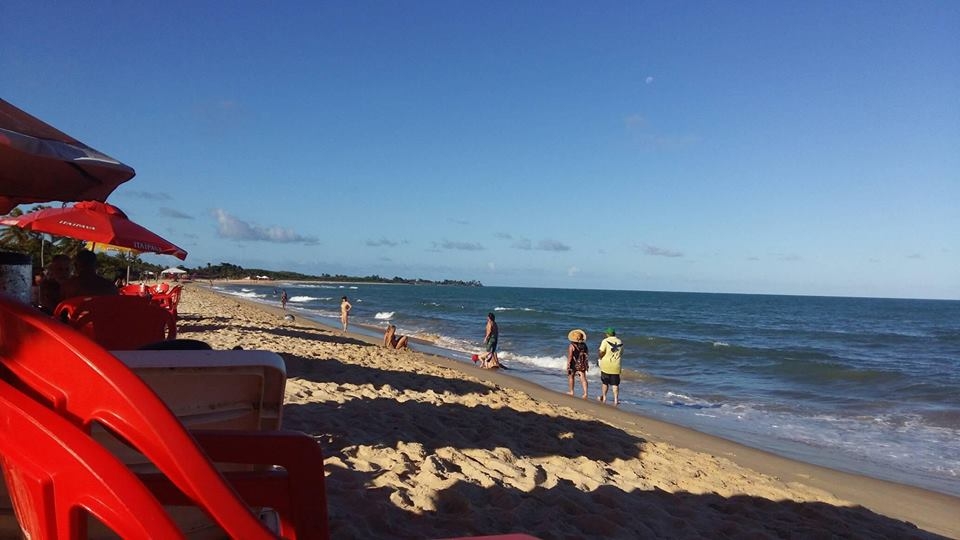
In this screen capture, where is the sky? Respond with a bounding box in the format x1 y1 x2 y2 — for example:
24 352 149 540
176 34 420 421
3 1 958 299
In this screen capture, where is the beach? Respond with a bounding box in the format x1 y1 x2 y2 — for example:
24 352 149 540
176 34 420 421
177 284 959 539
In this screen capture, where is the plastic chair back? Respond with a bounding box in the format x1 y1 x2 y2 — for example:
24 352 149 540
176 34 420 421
119 284 149 297
0 296 328 539
55 295 177 349
0 378 183 539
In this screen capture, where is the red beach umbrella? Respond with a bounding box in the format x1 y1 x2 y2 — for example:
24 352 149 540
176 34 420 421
0 99 136 214
0 201 187 260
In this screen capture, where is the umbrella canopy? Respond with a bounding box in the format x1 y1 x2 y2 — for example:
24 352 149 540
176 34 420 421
0 201 187 260
160 267 187 275
0 99 136 214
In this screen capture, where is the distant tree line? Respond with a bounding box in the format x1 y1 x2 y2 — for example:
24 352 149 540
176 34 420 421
192 263 482 287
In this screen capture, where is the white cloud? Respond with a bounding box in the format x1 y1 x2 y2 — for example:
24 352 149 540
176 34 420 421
642 244 683 258
538 239 570 252
212 209 318 244
366 237 399 247
159 207 194 219
435 240 484 251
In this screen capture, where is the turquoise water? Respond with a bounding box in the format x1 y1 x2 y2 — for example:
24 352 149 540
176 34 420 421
216 282 960 497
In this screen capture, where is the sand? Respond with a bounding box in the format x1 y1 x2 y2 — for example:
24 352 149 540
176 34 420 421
176 283 959 539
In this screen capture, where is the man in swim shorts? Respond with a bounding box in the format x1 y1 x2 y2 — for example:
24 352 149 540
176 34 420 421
598 327 623 405
482 312 500 368
340 296 352 332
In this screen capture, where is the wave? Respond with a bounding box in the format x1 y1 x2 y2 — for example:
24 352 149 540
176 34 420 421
497 351 602 375
289 295 323 303
226 290 266 299
493 306 538 312
375 312 395 320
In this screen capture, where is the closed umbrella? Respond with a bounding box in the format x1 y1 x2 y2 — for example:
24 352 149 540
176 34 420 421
0 201 187 260
0 99 135 214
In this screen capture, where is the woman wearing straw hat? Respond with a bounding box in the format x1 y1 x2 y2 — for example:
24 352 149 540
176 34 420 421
566 329 589 399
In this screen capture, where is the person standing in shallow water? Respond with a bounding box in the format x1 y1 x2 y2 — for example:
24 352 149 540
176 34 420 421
598 327 623 405
280 289 288 310
482 312 500 368
566 329 589 399
340 295 352 332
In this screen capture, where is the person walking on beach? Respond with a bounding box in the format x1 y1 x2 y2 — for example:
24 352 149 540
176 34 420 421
566 329 589 399
598 327 623 405
280 289 288 310
340 295 352 332
482 312 500 368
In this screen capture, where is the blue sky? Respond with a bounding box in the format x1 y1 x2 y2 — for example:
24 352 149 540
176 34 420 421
3 1 958 299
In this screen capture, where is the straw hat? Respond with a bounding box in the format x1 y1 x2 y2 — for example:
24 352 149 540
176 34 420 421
567 329 586 343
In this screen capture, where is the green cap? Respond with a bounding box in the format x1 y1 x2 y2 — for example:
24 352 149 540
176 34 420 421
604 327 616 336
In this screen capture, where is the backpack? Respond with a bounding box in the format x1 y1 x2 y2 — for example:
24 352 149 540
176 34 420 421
571 342 589 372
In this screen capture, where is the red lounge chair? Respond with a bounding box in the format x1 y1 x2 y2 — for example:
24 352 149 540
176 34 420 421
0 296 329 539
55 295 177 349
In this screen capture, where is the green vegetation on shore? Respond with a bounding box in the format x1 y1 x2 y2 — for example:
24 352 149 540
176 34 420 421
191 263 482 286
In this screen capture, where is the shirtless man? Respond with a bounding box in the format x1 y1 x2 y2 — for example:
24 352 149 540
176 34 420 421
340 295 352 332
482 312 500 368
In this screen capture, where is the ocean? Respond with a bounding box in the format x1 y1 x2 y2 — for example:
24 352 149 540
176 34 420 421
214 282 960 498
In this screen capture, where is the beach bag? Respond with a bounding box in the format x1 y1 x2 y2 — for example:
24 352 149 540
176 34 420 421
571 342 589 372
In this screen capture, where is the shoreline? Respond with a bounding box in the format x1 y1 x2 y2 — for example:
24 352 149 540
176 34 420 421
178 283 960 538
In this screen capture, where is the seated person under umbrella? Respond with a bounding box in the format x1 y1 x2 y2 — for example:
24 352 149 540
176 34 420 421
37 254 72 314
61 249 119 299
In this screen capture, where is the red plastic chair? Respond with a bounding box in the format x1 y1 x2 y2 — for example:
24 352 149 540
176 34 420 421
0 378 183 538
119 284 150 297
0 296 329 539
150 285 182 319
55 295 177 349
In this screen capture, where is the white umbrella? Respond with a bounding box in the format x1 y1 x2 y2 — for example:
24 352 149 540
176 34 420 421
160 267 187 275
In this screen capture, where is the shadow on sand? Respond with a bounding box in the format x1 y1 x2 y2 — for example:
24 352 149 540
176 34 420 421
279 353 945 540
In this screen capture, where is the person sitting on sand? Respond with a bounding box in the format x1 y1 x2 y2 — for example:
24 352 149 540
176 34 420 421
383 324 409 349
566 329 589 399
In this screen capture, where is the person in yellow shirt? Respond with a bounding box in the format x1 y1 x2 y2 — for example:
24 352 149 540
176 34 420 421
598 327 623 405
